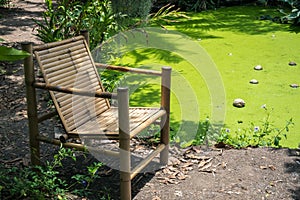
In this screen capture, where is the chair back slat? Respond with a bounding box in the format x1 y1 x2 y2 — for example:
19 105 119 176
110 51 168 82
34 36 110 132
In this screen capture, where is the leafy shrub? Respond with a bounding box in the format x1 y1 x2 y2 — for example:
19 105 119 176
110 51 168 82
0 146 105 199
34 0 121 49
111 0 153 19
277 0 300 25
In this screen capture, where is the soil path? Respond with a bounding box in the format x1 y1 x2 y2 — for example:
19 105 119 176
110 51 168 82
0 0 44 43
0 1 299 200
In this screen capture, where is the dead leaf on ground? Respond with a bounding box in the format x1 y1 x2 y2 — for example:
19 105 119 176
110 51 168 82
192 146 202 154
152 197 161 200
168 173 177 179
198 158 213 168
260 165 276 170
260 165 268 170
168 156 181 166
167 179 179 184
177 172 187 180
268 165 276 171
199 162 212 171
182 162 193 168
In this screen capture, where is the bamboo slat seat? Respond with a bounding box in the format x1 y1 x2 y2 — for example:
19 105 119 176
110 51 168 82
22 32 171 200
68 107 166 139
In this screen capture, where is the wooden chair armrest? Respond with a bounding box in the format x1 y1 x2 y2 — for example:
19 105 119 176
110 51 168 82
33 82 117 99
95 63 162 76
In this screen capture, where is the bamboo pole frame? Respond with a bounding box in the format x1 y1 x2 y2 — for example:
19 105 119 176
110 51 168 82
160 67 172 165
37 110 57 123
33 36 84 51
33 82 117 99
36 135 120 157
22 42 40 165
130 143 165 180
80 30 90 47
95 63 162 76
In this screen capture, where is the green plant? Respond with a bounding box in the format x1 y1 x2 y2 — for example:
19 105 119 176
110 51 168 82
111 0 153 19
86 0 122 49
146 4 189 28
217 105 294 149
34 0 65 43
34 0 121 49
0 39 30 61
100 70 126 92
278 0 300 25
71 162 102 190
0 146 74 199
0 146 106 199
0 0 10 7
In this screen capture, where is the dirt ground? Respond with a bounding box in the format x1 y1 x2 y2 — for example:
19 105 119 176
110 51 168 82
0 1 299 199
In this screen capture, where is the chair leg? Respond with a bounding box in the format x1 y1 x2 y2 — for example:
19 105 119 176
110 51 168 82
160 114 169 165
120 177 131 200
118 87 131 200
22 42 40 166
160 67 172 165
120 145 131 200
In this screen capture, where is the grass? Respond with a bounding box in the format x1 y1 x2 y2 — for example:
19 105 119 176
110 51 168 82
94 5 300 148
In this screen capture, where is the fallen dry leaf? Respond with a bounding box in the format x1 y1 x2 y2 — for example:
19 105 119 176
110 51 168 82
260 165 268 170
199 162 212 171
185 166 194 171
268 165 276 171
198 158 213 168
177 172 187 180
182 162 193 168
167 179 179 184
222 162 227 169
192 146 202 154
168 173 177 179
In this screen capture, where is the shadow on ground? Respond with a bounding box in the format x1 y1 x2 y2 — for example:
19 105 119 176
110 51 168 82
0 0 44 43
285 149 300 199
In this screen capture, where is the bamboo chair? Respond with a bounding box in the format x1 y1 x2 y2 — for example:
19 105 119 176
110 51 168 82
22 32 171 200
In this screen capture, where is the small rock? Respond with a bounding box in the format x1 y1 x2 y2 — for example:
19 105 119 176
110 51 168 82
290 83 299 88
233 98 245 108
249 79 259 84
289 61 297 66
254 65 263 70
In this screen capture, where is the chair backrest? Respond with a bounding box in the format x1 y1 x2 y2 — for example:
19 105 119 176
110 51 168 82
34 36 110 133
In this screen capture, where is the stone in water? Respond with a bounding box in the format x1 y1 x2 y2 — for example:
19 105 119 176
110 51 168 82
289 61 297 66
233 98 245 108
254 65 263 70
290 83 299 88
250 79 259 84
